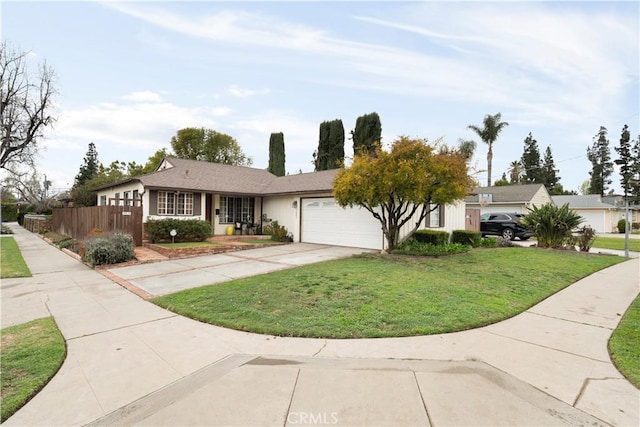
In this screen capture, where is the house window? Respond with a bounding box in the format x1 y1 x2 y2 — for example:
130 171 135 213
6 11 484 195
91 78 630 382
114 193 120 206
219 196 255 223
426 204 445 228
157 191 175 215
157 191 192 215
133 190 139 205
124 191 131 206
176 193 193 215
100 195 107 206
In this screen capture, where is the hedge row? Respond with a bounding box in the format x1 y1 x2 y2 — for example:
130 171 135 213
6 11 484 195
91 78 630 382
145 218 212 243
412 229 484 247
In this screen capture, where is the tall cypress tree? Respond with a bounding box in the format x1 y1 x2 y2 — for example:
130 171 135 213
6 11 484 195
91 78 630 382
351 112 382 154
520 133 542 184
315 119 344 171
315 121 330 171
268 132 286 176
328 119 345 168
541 146 561 194
75 142 99 186
587 126 614 196
631 135 640 205
614 124 633 198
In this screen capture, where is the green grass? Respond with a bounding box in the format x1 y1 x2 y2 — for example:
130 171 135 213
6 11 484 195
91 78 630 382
609 294 640 389
155 241 222 248
1 317 66 422
152 248 623 338
0 236 31 279
593 237 640 252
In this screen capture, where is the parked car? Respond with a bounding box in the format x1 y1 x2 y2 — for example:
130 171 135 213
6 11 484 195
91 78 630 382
480 212 533 241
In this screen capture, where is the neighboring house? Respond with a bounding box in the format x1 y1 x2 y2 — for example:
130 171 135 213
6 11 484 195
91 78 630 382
552 194 635 233
95 157 466 250
465 184 551 214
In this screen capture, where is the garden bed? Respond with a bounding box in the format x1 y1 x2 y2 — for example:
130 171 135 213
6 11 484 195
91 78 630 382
144 237 284 259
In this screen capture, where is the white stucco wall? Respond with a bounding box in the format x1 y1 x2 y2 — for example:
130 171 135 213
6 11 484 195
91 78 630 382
96 182 145 209
397 200 466 244
530 186 552 208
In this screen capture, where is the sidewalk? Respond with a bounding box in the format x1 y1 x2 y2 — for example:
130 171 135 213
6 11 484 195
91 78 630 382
2 223 639 426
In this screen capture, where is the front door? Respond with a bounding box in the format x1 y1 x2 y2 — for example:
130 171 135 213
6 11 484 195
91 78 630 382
205 194 213 224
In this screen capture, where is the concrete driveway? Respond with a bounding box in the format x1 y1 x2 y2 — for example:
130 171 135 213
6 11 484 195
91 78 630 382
105 243 370 297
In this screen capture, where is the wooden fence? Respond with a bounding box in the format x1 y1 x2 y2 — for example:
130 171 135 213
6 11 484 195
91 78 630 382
465 208 481 232
52 206 143 246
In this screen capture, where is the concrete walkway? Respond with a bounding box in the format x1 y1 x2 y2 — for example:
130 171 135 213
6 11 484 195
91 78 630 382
104 243 369 297
1 223 639 426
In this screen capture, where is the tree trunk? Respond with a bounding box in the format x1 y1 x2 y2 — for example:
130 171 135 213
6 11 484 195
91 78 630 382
487 144 493 187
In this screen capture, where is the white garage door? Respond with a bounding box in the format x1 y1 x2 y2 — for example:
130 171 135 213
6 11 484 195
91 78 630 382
301 198 383 249
579 211 605 233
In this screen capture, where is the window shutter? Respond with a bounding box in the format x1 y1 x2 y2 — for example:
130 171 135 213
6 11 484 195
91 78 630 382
149 190 158 215
193 193 201 216
425 204 431 227
439 204 445 227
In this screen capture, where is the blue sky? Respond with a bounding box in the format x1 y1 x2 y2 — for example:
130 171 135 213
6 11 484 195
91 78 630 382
3 1 639 194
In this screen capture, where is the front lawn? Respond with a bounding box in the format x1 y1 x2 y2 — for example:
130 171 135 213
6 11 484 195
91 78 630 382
0 236 31 279
593 237 640 252
153 248 623 338
609 294 640 388
0 317 66 422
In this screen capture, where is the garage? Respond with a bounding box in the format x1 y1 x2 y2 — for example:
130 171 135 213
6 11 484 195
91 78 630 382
578 211 605 233
301 197 384 249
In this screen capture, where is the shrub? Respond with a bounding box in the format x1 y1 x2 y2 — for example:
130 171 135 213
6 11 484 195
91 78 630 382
520 203 583 249
478 237 497 248
633 222 640 231
413 230 449 245
575 226 596 252
451 230 481 247
145 218 212 243
617 219 627 234
263 221 288 242
1 225 13 234
0 204 18 222
83 233 135 266
392 238 470 256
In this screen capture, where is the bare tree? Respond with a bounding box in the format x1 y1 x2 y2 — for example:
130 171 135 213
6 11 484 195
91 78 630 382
1 42 56 170
2 165 60 213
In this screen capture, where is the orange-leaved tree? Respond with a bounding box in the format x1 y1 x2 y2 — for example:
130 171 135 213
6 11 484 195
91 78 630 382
333 136 472 252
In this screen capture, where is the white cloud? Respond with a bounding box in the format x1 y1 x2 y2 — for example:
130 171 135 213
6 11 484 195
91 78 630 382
122 91 163 103
106 3 327 51
106 2 637 132
228 85 270 98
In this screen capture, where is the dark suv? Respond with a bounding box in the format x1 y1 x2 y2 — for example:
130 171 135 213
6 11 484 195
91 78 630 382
480 212 533 241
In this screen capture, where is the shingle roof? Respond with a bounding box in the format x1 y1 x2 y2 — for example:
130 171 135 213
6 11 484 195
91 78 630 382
551 195 617 209
465 184 545 203
94 157 338 195
138 157 277 195
263 169 337 195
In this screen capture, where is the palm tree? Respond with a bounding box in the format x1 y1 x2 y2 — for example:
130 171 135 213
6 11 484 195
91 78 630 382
457 138 477 162
508 160 523 183
468 113 509 186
